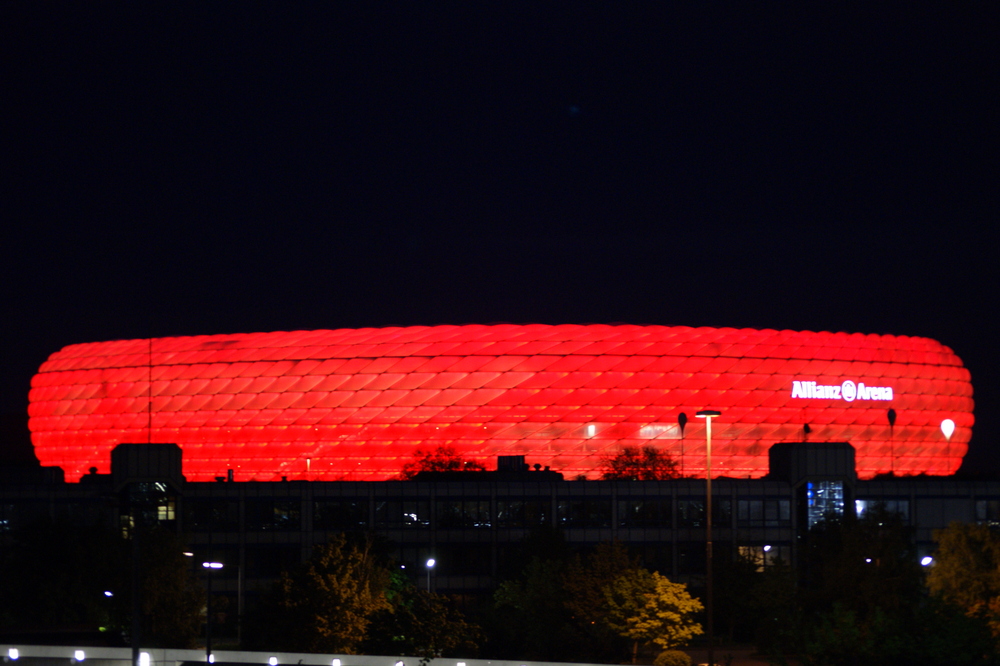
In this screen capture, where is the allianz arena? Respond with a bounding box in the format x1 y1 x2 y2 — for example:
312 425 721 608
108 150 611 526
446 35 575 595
27 324 973 482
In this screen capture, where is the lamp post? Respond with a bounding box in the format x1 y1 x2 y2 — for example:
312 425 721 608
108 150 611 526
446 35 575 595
425 558 435 593
203 562 223 663
696 409 720 666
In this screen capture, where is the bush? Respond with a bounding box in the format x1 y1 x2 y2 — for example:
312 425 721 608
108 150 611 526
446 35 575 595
654 650 691 666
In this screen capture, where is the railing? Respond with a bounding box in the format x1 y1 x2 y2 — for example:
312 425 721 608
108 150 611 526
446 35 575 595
0 646 607 666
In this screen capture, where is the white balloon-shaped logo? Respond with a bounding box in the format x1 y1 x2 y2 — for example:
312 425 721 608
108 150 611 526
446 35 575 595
941 419 955 441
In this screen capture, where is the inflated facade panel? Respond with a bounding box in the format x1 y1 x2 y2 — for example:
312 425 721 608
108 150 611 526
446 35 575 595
28 325 973 482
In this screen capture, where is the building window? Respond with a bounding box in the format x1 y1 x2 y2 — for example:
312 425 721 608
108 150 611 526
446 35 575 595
634 542 673 573
436 499 491 529
738 544 791 571
618 498 672 528
314 499 368 531
245 498 301 531
438 543 493 576
496 499 550 528
245 544 301 577
737 499 791 527
855 499 910 521
557 498 612 528
375 500 430 529
677 542 707 574
677 498 732 528
184 499 240 531
805 481 844 529
157 497 176 522
976 500 1000 526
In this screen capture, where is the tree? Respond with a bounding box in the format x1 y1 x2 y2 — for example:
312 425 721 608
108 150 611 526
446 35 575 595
604 570 703 662
600 446 679 481
364 571 483 658
493 557 577 661
247 534 391 653
927 521 1000 637
0 519 202 647
563 541 640 627
798 508 923 621
399 445 486 479
135 526 206 648
0 518 129 636
562 542 641 662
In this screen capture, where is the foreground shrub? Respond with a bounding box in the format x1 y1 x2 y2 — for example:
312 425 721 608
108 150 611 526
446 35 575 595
654 650 691 666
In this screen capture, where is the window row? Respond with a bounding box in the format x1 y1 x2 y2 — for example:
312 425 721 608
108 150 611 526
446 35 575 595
182 496 794 531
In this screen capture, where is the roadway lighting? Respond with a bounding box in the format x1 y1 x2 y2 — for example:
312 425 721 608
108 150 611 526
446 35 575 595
921 556 934 566
696 409 721 666
104 591 113 597
426 558 436 593
203 562 224 663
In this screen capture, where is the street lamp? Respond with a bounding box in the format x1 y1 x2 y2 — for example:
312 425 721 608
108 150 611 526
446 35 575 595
203 562 224 663
425 558 435 593
696 409 721 666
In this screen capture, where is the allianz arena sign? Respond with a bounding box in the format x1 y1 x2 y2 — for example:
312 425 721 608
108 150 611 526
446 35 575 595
791 380 893 402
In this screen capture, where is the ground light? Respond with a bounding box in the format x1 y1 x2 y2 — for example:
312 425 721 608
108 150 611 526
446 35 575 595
697 409 721 666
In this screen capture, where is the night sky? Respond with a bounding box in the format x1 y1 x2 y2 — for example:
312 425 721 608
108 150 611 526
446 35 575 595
3 4 998 472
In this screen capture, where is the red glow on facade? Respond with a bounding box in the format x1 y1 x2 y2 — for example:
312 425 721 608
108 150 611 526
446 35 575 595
28 324 973 482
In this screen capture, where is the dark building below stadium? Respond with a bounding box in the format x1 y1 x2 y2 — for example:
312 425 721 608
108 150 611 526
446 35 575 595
2 441 998 628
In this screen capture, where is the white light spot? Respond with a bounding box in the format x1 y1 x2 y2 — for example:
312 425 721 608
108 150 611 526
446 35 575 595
74 651 85 662
140 653 150 666
586 424 596 438
269 658 278 665
922 556 934 566
332 660 341 666
941 419 955 441
8 649 19 660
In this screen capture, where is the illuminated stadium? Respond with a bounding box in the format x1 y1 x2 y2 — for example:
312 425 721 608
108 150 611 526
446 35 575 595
27 324 973 482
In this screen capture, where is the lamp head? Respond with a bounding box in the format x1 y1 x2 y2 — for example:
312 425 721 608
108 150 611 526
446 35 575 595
696 410 721 418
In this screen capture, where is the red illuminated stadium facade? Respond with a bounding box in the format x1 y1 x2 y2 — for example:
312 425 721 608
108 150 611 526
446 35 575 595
28 324 973 482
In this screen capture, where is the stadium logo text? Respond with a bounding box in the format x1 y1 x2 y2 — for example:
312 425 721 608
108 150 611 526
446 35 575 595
791 380 893 402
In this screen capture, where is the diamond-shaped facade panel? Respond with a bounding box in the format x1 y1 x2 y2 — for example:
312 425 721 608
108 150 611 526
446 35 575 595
28 325 973 482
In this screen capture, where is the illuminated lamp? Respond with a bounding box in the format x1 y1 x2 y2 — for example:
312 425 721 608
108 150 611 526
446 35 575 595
28 324 974 481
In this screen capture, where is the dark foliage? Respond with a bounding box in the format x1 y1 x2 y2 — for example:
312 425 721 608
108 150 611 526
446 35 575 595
600 446 679 481
398 445 486 480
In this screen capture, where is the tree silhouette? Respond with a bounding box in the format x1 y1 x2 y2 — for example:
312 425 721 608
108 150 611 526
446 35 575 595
600 446 679 481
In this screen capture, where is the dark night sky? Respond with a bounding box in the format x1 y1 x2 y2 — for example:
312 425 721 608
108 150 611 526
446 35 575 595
3 4 998 471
